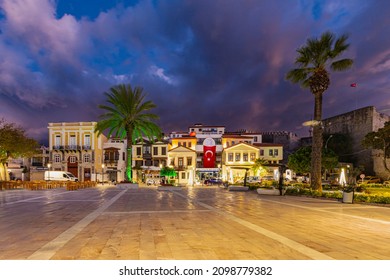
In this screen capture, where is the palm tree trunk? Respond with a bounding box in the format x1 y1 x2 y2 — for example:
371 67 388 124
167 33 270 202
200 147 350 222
126 128 133 182
311 92 323 191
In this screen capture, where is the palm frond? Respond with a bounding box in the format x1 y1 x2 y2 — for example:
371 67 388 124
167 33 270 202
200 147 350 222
330 58 353 71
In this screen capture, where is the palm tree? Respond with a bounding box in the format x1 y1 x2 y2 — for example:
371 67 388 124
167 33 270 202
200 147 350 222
251 158 269 177
95 84 162 182
286 31 353 191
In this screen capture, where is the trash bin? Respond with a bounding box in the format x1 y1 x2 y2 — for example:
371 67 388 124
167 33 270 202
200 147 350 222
342 191 354 203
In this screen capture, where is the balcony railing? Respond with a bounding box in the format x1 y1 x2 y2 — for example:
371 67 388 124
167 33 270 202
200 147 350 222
52 145 82 151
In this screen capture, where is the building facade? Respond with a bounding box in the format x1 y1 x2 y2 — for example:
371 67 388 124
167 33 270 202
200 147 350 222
48 122 107 182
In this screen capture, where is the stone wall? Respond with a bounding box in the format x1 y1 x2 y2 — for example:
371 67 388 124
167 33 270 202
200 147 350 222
323 106 389 177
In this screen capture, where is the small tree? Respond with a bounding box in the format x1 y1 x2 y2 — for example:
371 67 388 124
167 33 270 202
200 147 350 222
288 146 338 179
362 121 390 174
160 166 177 185
0 119 38 181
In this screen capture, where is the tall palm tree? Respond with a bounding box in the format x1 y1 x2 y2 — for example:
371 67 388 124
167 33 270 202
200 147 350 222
95 84 162 182
286 31 353 191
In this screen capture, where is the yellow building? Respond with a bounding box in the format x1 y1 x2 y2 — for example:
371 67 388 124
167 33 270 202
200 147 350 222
222 142 259 183
170 136 198 150
222 142 284 183
254 143 283 164
48 122 107 181
167 145 197 186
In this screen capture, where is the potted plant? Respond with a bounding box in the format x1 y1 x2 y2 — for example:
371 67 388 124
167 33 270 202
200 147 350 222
342 185 355 203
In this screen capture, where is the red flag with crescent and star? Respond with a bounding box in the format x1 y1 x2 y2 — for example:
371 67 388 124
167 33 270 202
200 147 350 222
203 145 216 168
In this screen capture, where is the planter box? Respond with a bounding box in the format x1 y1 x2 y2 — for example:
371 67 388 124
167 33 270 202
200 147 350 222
228 185 249 191
342 191 354 203
257 188 285 196
157 186 183 191
117 183 139 189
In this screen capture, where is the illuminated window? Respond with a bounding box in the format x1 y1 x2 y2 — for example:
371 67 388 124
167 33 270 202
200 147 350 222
235 153 240 161
250 153 256 161
269 149 273 156
228 153 233 161
243 153 248 161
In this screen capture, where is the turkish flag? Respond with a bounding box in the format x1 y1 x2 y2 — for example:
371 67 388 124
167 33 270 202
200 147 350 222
350 83 357 87
203 145 216 168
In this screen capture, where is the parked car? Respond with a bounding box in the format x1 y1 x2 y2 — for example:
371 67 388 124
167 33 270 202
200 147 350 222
357 176 382 184
204 178 222 185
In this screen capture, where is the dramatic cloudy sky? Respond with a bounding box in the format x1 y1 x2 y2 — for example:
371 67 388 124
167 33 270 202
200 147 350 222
0 0 389 143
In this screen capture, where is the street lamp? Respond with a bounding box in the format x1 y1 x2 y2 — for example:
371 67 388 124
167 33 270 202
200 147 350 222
101 163 105 185
325 135 333 150
47 163 52 181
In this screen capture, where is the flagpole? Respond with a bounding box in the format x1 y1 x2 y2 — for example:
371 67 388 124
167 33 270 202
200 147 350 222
350 83 357 111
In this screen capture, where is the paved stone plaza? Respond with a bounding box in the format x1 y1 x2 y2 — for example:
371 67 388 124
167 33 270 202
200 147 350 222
0 185 390 260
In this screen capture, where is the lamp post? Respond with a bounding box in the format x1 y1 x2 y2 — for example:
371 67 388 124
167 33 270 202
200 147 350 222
325 135 333 150
47 163 52 181
101 163 105 185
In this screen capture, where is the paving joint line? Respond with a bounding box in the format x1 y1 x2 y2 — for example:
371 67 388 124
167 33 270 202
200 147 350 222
171 190 333 260
27 189 128 260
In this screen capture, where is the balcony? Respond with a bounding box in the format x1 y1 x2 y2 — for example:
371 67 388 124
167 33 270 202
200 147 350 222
104 159 119 165
143 152 152 160
82 145 91 150
52 145 81 151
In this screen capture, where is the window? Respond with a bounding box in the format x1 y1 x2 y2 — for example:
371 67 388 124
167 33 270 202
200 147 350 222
183 142 187 147
54 154 61 163
187 157 192 166
153 147 158 155
69 135 76 146
84 154 90 163
243 153 248 161
250 153 256 161
181 172 186 179
69 156 77 163
55 135 61 147
161 147 166 155
274 149 279 156
188 142 192 148
136 147 142 156
178 157 184 167
84 135 91 147
254 136 258 142
269 149 273 156
235 153 240 162
228 153 233 161
260 149 264 156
